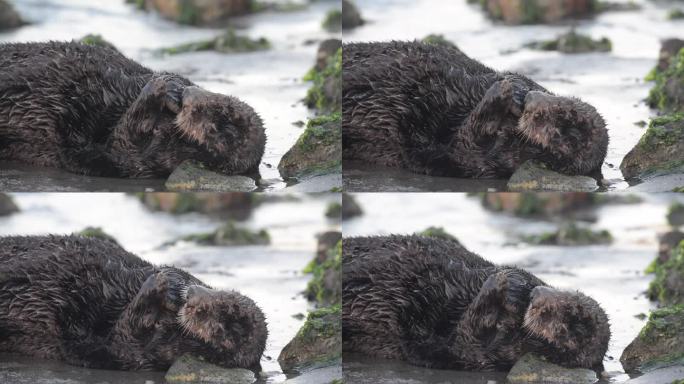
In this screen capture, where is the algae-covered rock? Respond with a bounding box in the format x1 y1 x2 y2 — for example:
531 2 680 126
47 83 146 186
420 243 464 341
648 241 684 306
305 240 341 306
166 160 257 192
508 160 599 192
342 0 363 30
341 193 362 220
161 29 270 55
314 39 342 72
77 34 118 51
304 47 341 113
480 0 597 25
183 221 270 246
325 202 342 219
0 193 19 216
165 354 256 384
139 192 254 215
278 305 342 373
647 47 684 114
417 226 460 244
668 9 684 20
507 353 598 384
655 39 684 74
0 0 25 31
481 192 597 217
422 34 458 49
75 227 118 243
620 114 684 180
322 9 342 32
313 231 342 265
527 29 611 53
653 231 684 269
522 222 612 246
668 203 684 227
143 0 251 25
278 113 342 180
620 305 684 373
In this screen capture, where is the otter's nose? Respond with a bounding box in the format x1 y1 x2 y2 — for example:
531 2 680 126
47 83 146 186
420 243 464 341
187 285 214 300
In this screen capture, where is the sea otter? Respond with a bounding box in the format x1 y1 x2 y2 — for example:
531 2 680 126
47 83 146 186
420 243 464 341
343 235 610 370
343 41 609 178
0 235 268 371
0 42 265 178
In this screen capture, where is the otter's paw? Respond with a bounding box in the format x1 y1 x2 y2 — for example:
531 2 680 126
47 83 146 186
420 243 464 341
140 76 185 114
138 270 187 312
472 272 509 328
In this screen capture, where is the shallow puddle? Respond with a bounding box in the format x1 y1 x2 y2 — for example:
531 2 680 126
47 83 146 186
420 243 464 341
1 0 340 191
0 193 341 383
343 192 684 383
343 0 684 192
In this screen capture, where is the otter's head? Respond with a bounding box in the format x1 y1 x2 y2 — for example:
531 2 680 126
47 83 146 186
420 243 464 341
523 286 610 369
177 285 268 370
124 77 265 178
517 91 608 176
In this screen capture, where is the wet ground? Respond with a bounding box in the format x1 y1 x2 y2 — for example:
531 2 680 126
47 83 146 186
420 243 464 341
0 193 341 383
342 192 684 383
1 0 340 192
343 0 684 192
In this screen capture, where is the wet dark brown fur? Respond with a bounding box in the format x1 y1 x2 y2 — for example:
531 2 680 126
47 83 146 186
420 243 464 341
0 42 265 178
343 235 610 370
343 41 609 178
0 235 267 371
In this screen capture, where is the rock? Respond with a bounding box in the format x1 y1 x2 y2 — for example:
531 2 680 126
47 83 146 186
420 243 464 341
182 221 270 246
656 39 684 73
653 231 684 268
165 160 257 192
341 0 363 29
522 222 612 246
481 0 596 25
314 39 342 72
668 9 684 20
143 0 251 25
422 34 459 49
527 29 611 53
77 34 118 51
278 114 341 180
322 9 342 32
0 0 25 31
304 46 341 113
668 203 684 227
139 192 254 215
647 45 684 114
325 202 342 219
341 193 362 220
508 161 599 192
620 305 684 373
620 114 684 180
75 226 118 243
481 192 597 217
160 29 270 55
305 240 341 306
0 193 19 216
416 226 461 244
278 305 342 373
165 354 256 384
507 353 597 384
314 231 342 265
626 173 684 193
648 241 684 306
623 365 684 384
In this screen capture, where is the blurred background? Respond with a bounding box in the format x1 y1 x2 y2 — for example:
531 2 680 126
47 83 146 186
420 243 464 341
0 0 341 192
0 192 342 384
343 192 684 383
342 0 684 193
